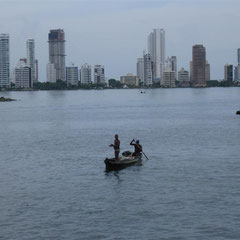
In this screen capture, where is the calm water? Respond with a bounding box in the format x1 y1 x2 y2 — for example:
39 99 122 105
0 88 240 240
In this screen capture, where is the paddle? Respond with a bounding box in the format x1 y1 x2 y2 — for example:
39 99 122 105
132 140 149 160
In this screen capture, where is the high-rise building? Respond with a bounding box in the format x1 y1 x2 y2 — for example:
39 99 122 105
35 60 38 82
80 63 92 85
224 64 233 82
46 63 56 83
192 45 206 87
48 29 66 82
162 71 176 88
205 61 211 81
148 29 165 80
143 53 153 86
94 65 105 84
66 65 79 86
26 38 35 86
178 68 189 82
165 56 177 80
0 34 10 88
14 59 31 88
136 58 144 83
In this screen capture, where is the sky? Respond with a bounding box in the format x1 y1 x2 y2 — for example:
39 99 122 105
0 0 239 81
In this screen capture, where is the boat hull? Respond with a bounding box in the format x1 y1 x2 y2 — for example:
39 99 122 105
104 154 142 171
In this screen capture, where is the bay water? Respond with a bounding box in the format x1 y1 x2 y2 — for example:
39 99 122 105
0 88 240 239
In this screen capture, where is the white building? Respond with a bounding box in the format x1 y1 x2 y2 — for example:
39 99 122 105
26 38 35 86
66 65 79 86
162 71 176 88
46 63 56 83
81 63 92 85
143 53 153 86
14 59 31 88
165 56 177 81
94 65 105 84
0 34 10 88
148 29 166 80
136 58 144 83
178 68 189 82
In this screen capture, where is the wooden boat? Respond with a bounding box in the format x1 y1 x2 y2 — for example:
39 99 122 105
105 151 142 171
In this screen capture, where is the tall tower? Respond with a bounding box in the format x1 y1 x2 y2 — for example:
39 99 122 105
148 29 166 80
136 58 144 83
143 53 153 86
26 38 35 86
192 45 206 87
48 29 66 82
0 34 10 88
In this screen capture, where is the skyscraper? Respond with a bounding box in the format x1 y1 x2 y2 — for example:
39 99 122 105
48 29 66 82
143 53 153 86
136 58 144 83
80 63 92 85
34 59 39 82
94 65 105 84
165 56 177 80
0 34 10 88
148 29 166 80
26 38 35 86
192 45 206 87
224 64 233 82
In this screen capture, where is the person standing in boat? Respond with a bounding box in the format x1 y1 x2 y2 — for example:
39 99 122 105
130 139 142 156
109 134 120 160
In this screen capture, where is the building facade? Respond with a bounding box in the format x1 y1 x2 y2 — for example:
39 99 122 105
0 34 10 88
46 63 57 83
148 29 166 80
178 68 189 82
224 64 233 82
80 63 92 85
136 58 144 83
162 71 176 88
120 74 139 86
205 61 211 81
35 59 39 82
94 65 105 84
66 65 79 86
48 29 66 82
143 53 153 86
26 38 35 86
14 59 31 88
191 45 206 87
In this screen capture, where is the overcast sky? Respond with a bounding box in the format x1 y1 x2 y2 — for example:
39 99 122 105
0 0 239 81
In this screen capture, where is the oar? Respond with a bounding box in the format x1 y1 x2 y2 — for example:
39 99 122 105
132 140 149 160
141 151 149 160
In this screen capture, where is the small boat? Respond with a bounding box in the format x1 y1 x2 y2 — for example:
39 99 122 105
236 110 240 115
105 151 142 171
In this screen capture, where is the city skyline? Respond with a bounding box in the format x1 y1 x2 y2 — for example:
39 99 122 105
0 0 240 81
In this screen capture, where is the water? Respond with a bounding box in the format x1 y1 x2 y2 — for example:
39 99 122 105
0 88 240 240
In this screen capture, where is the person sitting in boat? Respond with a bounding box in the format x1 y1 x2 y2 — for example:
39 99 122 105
130 139 142 156
109 134 120 160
